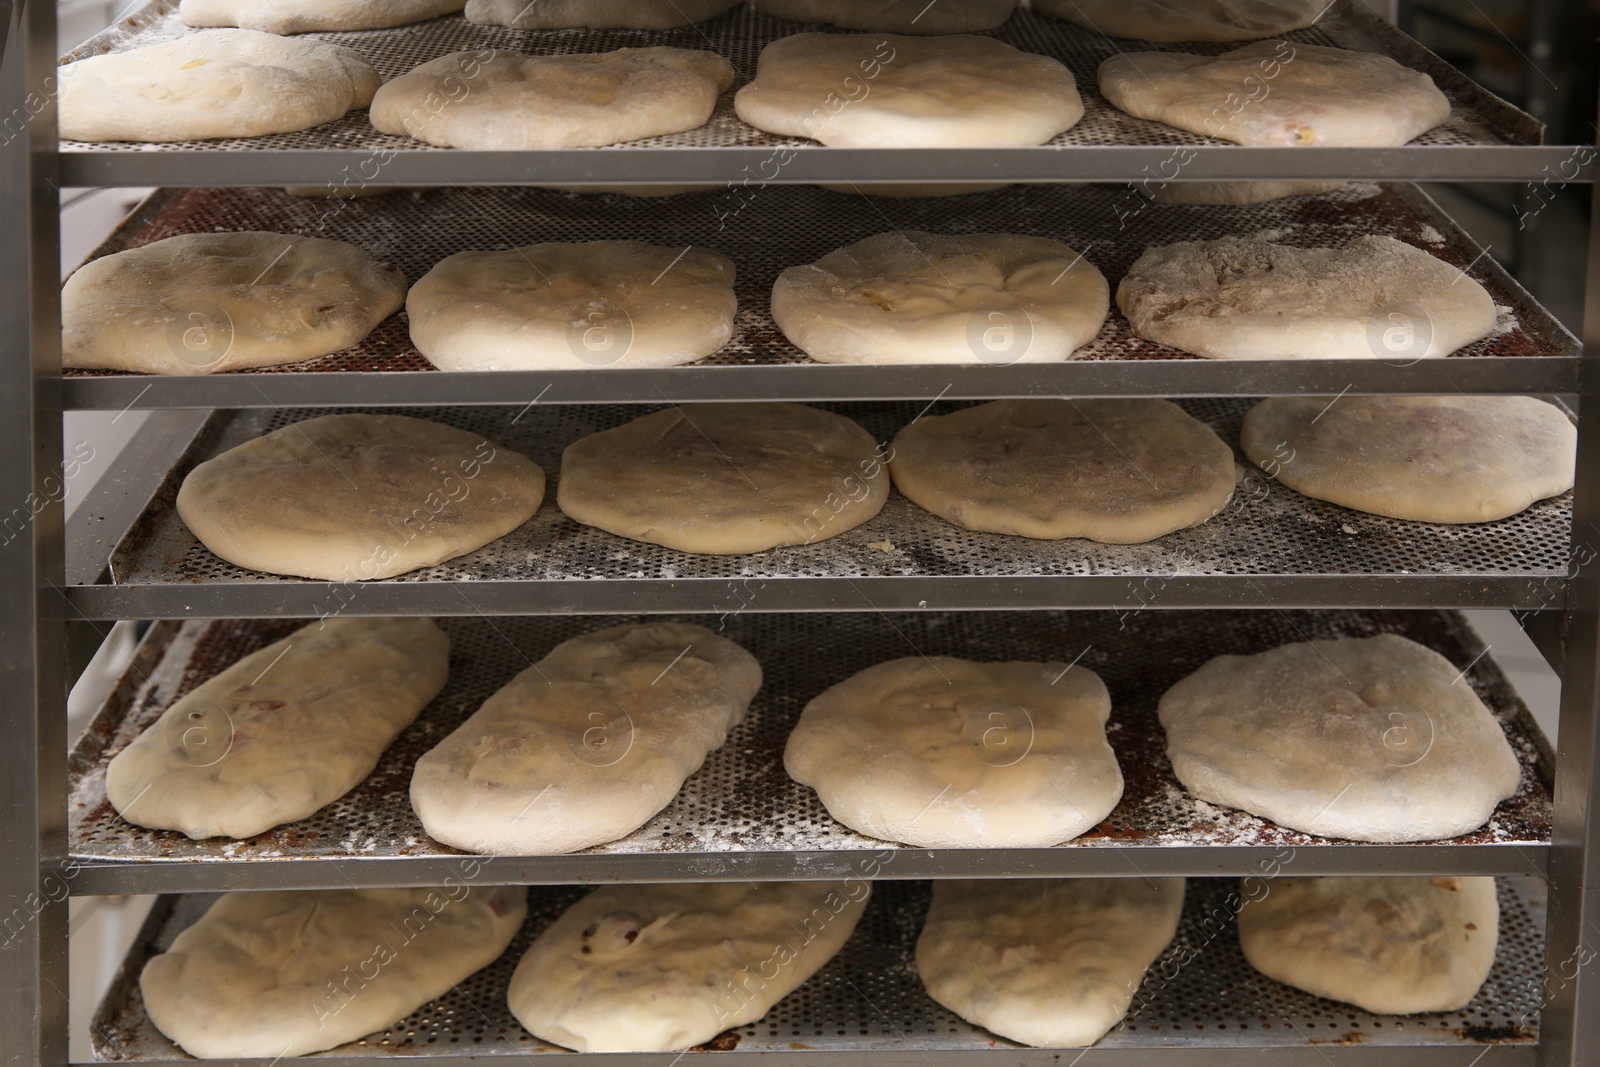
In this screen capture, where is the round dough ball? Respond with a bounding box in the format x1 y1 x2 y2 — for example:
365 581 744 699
753 0 1017 33
558 403 889 554
370 47 735 150
735 33 1083 147
59 30 380 142
62 232 406 375
177 413 545 581
772 231 1109 365
1117 235 1498 360
1038 0 1327 41
1238 876 1499 1015
179 0 464 34
784 656 1124 848
408 241 737 371
1100 41 1451 146
1157 634 1523 843
466 0 739 28
1146 180 1347 205
889 399 1237 543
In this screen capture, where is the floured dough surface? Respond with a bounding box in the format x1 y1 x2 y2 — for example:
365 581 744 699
466 0 739 28
63 232 406 375
411 622 761 854
1239 876 1498 1014
1118 235 1498 360
108 618 448 840
785 656 1122 848
890 399 1237 543
370 47 733 150
408 241 737 371
177 413 545 581
558 403 889 554
773 231 1108 365
180 0 464 33
1039 0 1326 41
754 0 1016 33
59 30 380 142
1158 634 1522 842
735 34 1083 147
1147 181 1347 205
509 881 868 1052
1243 395 1576 523
1100 41 1450 146
142 886 527 1058
917 878 1186 1046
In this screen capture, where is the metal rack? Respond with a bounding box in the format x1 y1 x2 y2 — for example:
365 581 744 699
4 0 1599 1065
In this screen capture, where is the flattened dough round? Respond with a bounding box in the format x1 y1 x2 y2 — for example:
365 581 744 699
1243 395 1576 523
179 0 464 33
889 399 1237 543
411 622 761 854
142 886 527 1058
1147 181 1347 205
785 656 1123 848
63 232 406 375
508 882 869 1052
1100 41 1450 146
773 231 1109 365
177 414 545 581
408 241 737 371
59 30 380 142
735 34 1083 147
917 878 1186 1046
371 48 734 150
753 0 1016 33
1039 0 1326 41
1239 876 1499 1014
1157 634 1522 843
466 0 739 28
1118 236 1498 360
558 403 889 554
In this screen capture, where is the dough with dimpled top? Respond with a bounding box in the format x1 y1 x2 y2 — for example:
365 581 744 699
753 0 1016 33
466 0 739 28
179 0 464 34
1038 0 1326 41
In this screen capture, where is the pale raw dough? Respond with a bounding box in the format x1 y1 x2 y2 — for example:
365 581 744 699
1243 395 1576 523
735 34 1083 147
1238 876 1499 1014
889 399 1237 543
408 241 737 371
784 656 1123 848
142 886 527 1059
1147 181 1347 205
917 878 1186 1046
466 0 740 28
1038 0 1327 41
753 0 1016 33
411 622 761 854
180 0 464 33
108 618 448 840
1118 235 1498 360
370 48 734 150
1100 41 1450 146
508 882 868 1052
177 413 545 581
62 232 406 375
1158 634 1522 843
558 403 889 554
59 30 380 142
772 232 1109 365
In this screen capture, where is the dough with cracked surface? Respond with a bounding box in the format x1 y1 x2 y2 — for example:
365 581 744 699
1038 0 1327 41
466 0 739 28
179 0 464 33
753 0 1016 33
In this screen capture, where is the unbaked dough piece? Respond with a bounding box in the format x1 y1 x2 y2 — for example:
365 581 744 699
1100 41 1450 146
1243 395 1576 523
59 30 380 142
508 881 868 1052
735 34 1083 147
1238 876 1499 1014
753 0 1016 33
558 403 889 554
917 878 1186 1046
142 886 527 1059
108 618 448 840
466 0 739 28
1158 634 1522 843
62 232 406 375
177 413 545 581
370 48 734 150
1118 235 1497 360
1147 181 1347 205
785 656 1122 848
1039 0 1327 41
889 399 1237 543
411 622 761 855
408 241 737 371
772 231 1109 365
179 0 464 33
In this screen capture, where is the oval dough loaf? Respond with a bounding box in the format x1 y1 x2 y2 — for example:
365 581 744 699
772 231 1109 365
141 885 527 1058
1158 634 1522 842
1038 0 1327 41
1146 181 1347 205
179 0 465 33
466 0 740 28
507 881 869 1052
176 413 545 581
753 0 1016 33
785 656 1123 848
